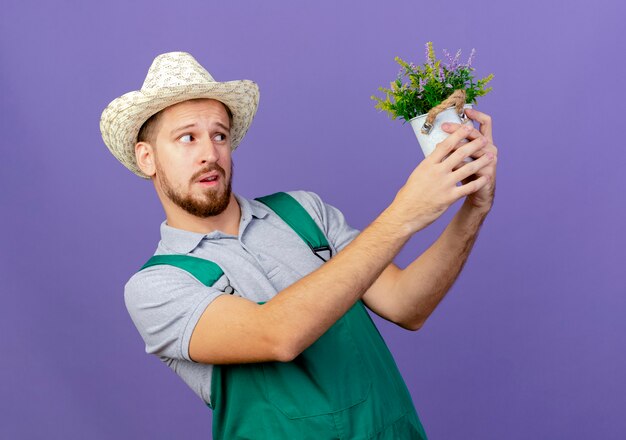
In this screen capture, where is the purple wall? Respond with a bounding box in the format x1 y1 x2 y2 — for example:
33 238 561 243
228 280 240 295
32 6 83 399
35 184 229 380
2 1 624 438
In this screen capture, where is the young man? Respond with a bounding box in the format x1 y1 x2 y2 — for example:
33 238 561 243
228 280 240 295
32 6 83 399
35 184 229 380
100 52 497 439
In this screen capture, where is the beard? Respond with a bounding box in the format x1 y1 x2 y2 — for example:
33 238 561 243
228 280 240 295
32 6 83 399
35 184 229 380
156 159 234 218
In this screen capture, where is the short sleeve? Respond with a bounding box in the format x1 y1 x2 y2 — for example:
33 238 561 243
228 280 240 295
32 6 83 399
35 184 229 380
124 265 226 362
286 190 361 253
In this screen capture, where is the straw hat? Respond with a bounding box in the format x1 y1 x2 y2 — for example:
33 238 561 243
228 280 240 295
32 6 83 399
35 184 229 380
100 51 260 178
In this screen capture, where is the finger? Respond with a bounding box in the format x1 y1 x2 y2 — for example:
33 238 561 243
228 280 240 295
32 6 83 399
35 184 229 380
441 122 483 143
430 125 473 163
443 123 498 159
454 144 497 166
451 151 494 183
451 157 473 172
442 135 488 171
465 108 493 143
453 174 490 199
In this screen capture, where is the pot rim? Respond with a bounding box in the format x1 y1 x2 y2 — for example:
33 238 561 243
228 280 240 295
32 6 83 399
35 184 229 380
408 103 473 123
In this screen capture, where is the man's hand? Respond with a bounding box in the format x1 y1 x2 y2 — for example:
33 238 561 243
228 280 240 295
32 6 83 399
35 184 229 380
390 117 495 233
362 110 496 330
442 108 498 211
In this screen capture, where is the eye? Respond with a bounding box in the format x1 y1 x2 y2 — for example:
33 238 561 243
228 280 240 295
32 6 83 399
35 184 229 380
215 133 228 142
179 134 193 143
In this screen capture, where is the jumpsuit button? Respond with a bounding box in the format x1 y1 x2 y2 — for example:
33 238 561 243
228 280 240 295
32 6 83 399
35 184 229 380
223 285 235 295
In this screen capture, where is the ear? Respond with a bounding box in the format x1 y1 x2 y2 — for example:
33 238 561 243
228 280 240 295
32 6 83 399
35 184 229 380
135 141 156 177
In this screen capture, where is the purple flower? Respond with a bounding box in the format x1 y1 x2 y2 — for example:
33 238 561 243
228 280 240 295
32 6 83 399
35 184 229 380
453 49 461 67
445 83 453 88
467 48 476 67
418 78 426 92
439 65 445 82
443 48 463 73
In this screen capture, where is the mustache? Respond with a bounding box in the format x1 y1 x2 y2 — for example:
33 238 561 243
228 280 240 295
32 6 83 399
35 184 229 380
190 164 226 183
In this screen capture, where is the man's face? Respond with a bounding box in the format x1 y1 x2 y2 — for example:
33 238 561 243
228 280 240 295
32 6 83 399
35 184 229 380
151 98 234 218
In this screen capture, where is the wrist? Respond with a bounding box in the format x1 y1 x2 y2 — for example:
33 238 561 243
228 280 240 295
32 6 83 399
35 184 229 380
373 205 414 241
378 202 430 239
462 198 492 216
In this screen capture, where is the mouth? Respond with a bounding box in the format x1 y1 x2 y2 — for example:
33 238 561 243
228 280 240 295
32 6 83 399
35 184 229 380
196 171 222 187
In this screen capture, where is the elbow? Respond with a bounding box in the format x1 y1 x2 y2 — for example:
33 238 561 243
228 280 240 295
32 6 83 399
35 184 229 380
271 338 300 362
398 308 431 331
398 316 425 332
406 322 423 332
259 316 300 363
274 347 298 363
267 328 303 362
260 305 306 362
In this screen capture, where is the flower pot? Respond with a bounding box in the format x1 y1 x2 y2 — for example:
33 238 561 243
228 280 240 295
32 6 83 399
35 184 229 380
409 104 474 163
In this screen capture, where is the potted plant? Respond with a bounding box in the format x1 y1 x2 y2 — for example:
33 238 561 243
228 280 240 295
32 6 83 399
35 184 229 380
371 42 494 159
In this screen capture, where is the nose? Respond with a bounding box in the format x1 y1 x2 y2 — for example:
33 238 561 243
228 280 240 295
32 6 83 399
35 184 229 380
199 136 220 165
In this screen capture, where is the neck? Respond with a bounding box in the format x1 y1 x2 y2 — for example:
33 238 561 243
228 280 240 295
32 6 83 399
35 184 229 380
163 193 241 236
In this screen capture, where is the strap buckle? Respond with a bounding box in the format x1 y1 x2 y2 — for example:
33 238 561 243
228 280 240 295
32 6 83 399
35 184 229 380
313 245 332 262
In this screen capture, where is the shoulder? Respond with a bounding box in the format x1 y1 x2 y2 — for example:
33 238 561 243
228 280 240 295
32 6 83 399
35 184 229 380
281 190 338 233
284 190 327 218
284 190 349 224
252 190 329 229
124 259 227 313
287 190 360 253
284 190 358 248
123 259 228 360
125 262 198 297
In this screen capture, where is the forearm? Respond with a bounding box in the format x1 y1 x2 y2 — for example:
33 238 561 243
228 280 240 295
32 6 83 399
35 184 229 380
263 205 414 359
392 200 490 330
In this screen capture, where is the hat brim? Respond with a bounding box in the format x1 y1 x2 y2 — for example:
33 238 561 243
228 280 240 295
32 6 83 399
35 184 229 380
100 79 259 178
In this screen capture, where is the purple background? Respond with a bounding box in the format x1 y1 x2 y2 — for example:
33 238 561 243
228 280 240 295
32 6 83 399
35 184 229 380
1 1 624 438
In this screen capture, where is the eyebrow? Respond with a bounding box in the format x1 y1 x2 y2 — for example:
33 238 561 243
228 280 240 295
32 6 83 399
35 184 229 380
215 122 231 132
170 122 231 136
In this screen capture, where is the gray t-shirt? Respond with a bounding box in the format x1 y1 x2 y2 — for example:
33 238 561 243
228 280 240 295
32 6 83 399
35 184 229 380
124 190 360 406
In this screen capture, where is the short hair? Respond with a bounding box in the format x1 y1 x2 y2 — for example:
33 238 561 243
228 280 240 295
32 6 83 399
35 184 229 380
137 99 234 145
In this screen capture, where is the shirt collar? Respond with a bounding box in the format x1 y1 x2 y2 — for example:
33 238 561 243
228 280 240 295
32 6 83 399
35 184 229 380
238 193 270 222
159 193 269 254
